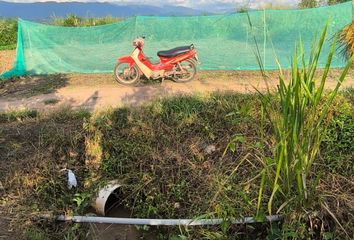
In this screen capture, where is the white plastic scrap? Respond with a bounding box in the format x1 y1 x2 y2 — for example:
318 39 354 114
205 145 216 154
67 169 77 189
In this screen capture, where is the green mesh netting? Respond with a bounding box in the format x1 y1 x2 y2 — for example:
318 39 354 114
1 2 352 79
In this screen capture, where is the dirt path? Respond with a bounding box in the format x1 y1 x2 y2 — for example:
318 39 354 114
1 71 354 112
1 50 354 112
0 75 273 112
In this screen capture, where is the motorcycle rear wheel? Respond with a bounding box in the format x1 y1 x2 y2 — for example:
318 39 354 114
114 62 140 85
173 59 197 83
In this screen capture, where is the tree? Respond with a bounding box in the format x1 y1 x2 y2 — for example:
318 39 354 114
238 7 249 13
236 0 250 13
327 0 351 5
299 0 318 8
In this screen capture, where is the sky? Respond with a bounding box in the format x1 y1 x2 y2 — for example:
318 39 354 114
3 0 301 9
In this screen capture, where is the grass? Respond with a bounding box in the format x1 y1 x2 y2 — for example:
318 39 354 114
0 44 17 51
43 98 60 105
0 91 353 239
0 109 38 123
322 100 354 174
0 74 68 98
341 87 354 104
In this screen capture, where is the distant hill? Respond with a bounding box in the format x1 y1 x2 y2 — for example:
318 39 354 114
0 1 206 20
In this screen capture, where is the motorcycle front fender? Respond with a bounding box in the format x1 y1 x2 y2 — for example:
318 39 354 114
117 56 135 67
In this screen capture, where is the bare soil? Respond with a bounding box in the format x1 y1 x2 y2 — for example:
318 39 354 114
1 50 354 112
0 50 16 74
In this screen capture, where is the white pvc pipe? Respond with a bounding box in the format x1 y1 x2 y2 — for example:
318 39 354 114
92 181 121 216
56 215 282 226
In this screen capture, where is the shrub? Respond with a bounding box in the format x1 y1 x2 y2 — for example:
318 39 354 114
51 14 121 27
0 18 17 50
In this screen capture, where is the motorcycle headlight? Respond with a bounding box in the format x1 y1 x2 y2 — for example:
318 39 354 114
133 38 144 48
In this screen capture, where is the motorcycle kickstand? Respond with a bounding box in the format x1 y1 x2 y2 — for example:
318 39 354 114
160 78 165 84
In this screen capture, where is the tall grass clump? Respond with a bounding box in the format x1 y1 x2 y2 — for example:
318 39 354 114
254 24 353 218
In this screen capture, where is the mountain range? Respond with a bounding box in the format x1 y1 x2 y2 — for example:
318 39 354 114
0 1 209 20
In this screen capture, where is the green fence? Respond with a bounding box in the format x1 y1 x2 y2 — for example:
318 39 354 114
1 2 352 79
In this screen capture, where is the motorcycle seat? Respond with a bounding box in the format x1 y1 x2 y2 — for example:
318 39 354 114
157 44 194 58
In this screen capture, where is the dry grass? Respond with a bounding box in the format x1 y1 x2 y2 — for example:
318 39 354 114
339 21 354 59
0 107 90 239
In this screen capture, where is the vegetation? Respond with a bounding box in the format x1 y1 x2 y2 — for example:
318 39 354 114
0 4 353 240
339 21 354 60
0 18 17 50
0 108 37 123
253 24 353 240
299 0 318 9
0 15 121 50
299 0 351 8
327 0 351 5
51 14 121 27
0 88 353 239
43 98 60 105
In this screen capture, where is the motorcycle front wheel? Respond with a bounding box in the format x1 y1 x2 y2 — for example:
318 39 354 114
114 62 140 85
173 59 197 83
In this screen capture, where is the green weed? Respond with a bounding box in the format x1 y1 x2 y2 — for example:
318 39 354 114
252 23 353 237
44 106 90 122
0 18 17 49
25 227 47 240
322 99 354 175
43 98 60 105
0 109 38 123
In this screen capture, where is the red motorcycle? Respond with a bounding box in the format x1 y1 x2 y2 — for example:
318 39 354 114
114 37 199 85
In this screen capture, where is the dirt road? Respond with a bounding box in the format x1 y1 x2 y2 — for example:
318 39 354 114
0 73 276 112
1 50 353 112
